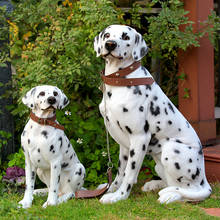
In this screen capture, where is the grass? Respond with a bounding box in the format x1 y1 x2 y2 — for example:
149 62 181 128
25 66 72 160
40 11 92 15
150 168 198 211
0 182 219 220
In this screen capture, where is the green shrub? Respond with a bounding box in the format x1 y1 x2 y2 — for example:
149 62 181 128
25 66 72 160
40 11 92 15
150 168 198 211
4 0 127 187
1 0 219 187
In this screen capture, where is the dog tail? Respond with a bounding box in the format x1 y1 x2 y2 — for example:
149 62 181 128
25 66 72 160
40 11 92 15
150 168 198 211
159 179 212 202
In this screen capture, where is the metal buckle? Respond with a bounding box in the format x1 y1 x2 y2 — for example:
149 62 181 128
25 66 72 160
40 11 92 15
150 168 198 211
38 118 47 125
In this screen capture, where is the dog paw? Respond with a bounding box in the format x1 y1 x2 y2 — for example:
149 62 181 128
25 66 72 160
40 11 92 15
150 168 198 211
42 199 58 208
58 192 74 204
97 183 108 190
100 191 128 204
33 188 48 196
158 191 182 204
18 199 32 209
107 182 120 193
142 180 166 192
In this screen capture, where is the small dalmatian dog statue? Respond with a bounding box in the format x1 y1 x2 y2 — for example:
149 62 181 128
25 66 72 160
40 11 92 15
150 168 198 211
94 25 211 204
19 85 85 208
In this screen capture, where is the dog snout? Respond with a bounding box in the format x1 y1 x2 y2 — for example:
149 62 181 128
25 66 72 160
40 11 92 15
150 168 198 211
47 96 56 105
105 40 117 52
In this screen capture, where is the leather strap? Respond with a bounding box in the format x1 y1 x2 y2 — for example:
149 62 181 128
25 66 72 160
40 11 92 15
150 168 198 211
103 61 141 78
101 76 155 86
30 111 65 131
75 168 112 199
100 61 154 86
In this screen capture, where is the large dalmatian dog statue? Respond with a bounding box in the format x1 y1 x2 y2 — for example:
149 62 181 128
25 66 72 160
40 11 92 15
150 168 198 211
94 25 211 204
19 85 85 208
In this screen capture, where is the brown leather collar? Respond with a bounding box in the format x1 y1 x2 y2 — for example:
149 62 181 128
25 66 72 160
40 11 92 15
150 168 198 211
30 111 64 131
100 61 154 86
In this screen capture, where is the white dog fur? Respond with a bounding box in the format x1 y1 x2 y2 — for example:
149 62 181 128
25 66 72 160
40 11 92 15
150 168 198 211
94 25 211 204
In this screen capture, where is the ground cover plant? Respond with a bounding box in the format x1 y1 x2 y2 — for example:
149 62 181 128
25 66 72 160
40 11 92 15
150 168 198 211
0 180 219 219
0 0 219 188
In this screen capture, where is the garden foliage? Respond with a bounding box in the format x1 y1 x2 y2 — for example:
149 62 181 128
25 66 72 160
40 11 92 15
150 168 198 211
0 0 219 187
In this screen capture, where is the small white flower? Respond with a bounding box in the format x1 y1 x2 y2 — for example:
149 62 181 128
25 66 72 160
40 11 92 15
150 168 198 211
76 138 83 144
101 151 107 157
65 111 71 116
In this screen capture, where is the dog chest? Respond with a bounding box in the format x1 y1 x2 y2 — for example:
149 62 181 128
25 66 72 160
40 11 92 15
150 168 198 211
22 121 66 168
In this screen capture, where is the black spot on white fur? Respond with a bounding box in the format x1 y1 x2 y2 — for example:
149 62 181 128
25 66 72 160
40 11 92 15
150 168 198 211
174 162 180 170
164 108 168 115
139 106 144 112
41 131 48 138
176 139 182 143
149 134 159 146
144 120 149 133
146 85 151 90
168 102 175 113
150 101 160 116
177 176 183 182
135 34 140 44
174 149 180 154
125 126 132 134
107 91 112 98
133 86 142 95
131 161 136 169
156 126 161 133
141 66 148 76
192 168 200 180
200 179 204 185
59 137 63 148
61 162 69 169
75 168 82 176
130 149 135 157
50 145 54 152
123 155 128 161
123 107 128 112
117 121 123 131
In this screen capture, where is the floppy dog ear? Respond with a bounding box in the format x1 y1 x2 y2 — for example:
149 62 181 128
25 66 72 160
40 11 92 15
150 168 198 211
94 32 102 57
58 89 69 109
22 87 37 109
132 32 148 61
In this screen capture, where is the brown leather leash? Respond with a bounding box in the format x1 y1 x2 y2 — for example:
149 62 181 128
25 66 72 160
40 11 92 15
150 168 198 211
100 61 155 87
75 168 112 199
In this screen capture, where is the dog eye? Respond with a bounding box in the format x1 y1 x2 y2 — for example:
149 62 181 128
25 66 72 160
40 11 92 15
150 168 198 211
122 33 130 41
39 92 45 96
103 33 110 39
53 91 58 96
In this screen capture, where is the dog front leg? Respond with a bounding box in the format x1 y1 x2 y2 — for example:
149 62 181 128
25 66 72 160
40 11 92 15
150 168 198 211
19 152 36 208
108 145 129 193
43 157 62 208
100 133 151 204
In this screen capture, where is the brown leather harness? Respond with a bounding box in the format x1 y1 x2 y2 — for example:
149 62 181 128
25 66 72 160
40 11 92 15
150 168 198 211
100 61 154 87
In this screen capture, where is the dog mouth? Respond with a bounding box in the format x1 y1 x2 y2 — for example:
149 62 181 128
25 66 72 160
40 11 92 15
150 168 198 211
41 105 56 111
103 52 123 60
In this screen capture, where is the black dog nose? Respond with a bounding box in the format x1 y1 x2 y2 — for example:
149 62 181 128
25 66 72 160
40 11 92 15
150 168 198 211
105 40 117 51
48 96 56 105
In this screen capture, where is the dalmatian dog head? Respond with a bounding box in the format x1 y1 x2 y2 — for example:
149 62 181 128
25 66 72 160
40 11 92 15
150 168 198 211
22 85 69 112
94 25 148 61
